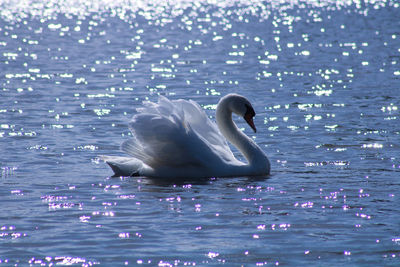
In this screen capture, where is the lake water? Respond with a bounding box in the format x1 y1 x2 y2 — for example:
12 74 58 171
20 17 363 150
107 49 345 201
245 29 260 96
1 0 400 265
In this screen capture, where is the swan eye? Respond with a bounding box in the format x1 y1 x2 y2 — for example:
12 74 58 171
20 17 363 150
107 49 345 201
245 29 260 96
245 104 255 118
244 104 257 133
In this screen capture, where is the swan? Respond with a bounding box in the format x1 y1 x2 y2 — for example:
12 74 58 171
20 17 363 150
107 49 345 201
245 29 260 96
102 93 270 178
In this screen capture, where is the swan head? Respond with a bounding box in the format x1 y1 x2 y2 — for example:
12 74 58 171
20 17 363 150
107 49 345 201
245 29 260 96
221 94 257 133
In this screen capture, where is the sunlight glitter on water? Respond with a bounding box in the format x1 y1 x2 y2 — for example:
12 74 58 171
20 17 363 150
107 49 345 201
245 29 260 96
1 0 400 265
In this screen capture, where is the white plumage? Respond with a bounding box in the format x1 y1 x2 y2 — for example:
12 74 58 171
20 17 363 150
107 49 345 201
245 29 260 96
102 94 270 178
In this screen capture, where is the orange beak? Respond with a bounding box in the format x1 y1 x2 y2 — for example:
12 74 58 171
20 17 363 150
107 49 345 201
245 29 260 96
244 112 257 133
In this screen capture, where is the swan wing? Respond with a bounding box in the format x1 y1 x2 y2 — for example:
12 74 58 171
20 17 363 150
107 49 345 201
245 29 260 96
172 97 237 163
121 96 237 170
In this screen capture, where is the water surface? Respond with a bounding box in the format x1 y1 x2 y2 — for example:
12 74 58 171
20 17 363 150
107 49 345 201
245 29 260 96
1 0 400 265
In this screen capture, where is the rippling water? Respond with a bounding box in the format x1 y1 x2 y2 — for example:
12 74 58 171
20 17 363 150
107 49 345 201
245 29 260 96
1 0 400 265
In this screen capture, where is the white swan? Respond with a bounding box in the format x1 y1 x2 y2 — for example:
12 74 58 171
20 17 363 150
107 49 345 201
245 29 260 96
102 93 270 178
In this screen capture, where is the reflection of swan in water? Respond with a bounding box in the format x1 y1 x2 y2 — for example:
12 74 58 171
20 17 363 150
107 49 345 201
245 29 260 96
102 93 270 178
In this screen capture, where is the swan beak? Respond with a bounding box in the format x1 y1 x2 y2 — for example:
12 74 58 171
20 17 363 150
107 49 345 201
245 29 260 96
244 112 257 133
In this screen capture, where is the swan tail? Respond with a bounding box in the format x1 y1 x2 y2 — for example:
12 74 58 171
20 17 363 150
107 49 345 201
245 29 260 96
100 155 142 177
121 138 149 162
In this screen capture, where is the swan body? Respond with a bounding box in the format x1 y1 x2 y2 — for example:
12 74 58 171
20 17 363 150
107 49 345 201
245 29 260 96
102 94 270 178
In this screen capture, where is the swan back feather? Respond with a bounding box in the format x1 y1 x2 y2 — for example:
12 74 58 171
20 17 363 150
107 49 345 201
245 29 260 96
121 96 238 172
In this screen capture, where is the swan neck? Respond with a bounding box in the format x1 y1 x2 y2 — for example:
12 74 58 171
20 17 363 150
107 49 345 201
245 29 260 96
216 99 261 165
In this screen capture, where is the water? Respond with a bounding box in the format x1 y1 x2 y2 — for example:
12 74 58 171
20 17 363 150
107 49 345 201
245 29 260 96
1 0 400 265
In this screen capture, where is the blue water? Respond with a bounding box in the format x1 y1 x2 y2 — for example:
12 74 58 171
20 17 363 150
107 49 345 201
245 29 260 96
1 0 400 265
